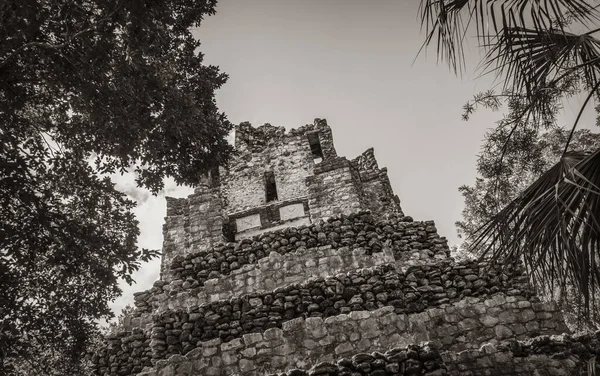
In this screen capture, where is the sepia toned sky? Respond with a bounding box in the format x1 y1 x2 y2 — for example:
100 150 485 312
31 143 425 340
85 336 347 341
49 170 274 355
108 0 595 316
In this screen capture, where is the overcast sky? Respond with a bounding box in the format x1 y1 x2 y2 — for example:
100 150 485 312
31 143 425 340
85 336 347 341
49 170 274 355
109 0 595 316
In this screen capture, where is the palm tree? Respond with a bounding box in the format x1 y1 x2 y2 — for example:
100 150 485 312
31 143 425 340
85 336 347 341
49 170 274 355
419 0 600 320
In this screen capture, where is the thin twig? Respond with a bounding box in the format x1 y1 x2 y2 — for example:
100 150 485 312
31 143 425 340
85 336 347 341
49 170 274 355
562 79 600 156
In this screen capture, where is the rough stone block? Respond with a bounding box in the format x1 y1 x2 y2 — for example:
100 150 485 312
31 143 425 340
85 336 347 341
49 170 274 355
242 333 263 347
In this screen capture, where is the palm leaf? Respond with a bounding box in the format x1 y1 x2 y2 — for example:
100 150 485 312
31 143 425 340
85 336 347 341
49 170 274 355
420 0 600 134
419 0 600 73
420 0 600 321
471 148 600 317
483 26 600 97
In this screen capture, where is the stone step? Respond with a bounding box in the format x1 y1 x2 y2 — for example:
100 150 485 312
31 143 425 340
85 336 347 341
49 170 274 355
92 259 560 376
148 259 537 360
137 293 567 376
134 245 395 319
263 332 600 376
132 213 450 324
166 213 449 288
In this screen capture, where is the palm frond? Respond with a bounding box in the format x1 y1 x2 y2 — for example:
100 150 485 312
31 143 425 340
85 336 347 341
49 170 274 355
419 0 600 73
471 148 600 317
420 0 600 321
483 27 600 96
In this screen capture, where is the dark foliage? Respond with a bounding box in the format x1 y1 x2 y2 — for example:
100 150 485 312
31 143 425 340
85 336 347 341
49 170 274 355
0 0 232 373
419 0 600 319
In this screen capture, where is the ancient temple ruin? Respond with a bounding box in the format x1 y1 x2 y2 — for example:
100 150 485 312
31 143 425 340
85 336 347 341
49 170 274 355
92 119 598 376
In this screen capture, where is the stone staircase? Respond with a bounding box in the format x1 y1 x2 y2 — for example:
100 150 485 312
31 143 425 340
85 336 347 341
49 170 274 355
91 213 576 376
89 121 584 376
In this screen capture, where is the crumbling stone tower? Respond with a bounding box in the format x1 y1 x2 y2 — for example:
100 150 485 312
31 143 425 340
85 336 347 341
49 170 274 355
158 119 403 281
93 120 597 376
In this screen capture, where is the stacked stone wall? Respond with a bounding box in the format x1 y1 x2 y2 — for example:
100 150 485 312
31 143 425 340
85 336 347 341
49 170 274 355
360 169 402 218
452 331 600 375
306 152 403 221
135 246 396 318
266 331 600 376
148 260 552 360
268 343 446 376
232 119 336 158
222 133 313 215
100 260 563 376
90 328 151 376
306 157 364 220
441 332 600 375
134 212 450 317
140 293 566 376
351 148 402 217
161 187 224 280
169 213 448 285
352 148 379 172
223 120 337 216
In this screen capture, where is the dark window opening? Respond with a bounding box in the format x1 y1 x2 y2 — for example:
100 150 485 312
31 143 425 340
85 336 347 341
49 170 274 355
265 171 278 202
222 221 236 242
307 133 324 162
208 167 220 187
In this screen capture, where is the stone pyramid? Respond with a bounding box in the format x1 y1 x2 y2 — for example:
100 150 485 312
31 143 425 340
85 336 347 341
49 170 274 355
91 119 599 376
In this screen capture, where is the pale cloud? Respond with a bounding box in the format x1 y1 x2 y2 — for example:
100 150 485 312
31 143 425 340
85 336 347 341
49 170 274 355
108 175 193 318
112 173 151 204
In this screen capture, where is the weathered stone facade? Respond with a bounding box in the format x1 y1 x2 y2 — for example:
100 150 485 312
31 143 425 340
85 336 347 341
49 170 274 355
90 120 584 376
159 119 404 282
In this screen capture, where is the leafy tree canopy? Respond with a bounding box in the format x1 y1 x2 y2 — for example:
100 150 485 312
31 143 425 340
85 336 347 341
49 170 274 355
456 103 600 327
0 0 232 373
457 125 600 252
